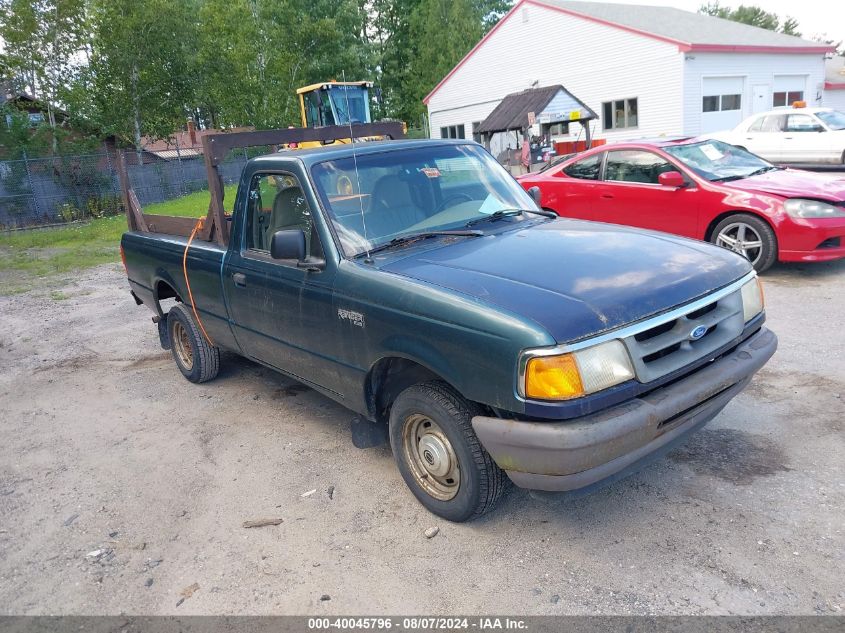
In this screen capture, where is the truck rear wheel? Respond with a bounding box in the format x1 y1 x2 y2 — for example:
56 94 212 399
167 303 219 383
389 381 505 522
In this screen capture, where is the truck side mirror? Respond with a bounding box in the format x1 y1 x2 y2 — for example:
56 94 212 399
527 186 542 206
270 229 306 261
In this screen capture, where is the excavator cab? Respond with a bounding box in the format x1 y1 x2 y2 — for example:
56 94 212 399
298 81 373 128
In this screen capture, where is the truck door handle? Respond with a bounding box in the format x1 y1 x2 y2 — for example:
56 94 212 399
232 272 247 287
601 193 614 199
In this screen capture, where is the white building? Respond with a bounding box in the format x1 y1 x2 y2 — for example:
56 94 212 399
425 0 836 144
823 56 845 111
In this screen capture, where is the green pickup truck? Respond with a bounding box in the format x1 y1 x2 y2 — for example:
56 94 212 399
120 126 777 521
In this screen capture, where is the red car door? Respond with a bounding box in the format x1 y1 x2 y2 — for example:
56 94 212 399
540 152 604 220
592 149 700 238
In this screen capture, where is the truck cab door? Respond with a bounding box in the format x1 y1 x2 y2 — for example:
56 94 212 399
223 170 342 395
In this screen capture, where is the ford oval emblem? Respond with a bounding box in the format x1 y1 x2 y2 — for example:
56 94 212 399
689 325 709 341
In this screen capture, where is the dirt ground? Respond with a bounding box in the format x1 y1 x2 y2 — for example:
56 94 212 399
0 259 843 616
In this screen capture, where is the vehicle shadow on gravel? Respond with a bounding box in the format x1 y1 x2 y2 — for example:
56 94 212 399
764 258 845 283
185 350 788 531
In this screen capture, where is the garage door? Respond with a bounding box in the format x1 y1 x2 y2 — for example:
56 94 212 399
773 75 807 107
701 77 745 134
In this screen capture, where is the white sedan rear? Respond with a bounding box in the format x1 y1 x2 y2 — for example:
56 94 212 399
709 107 845 165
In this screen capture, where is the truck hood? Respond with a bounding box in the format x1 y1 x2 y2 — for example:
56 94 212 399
380 219 751 343
722 169 845 201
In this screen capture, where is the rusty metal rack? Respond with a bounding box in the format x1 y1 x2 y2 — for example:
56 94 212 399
118 122 406 246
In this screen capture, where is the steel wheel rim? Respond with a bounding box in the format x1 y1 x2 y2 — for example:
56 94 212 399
402 413 460 501
716 222 763 265
171 320 193 371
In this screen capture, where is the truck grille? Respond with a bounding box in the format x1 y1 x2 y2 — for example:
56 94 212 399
621 288 745 383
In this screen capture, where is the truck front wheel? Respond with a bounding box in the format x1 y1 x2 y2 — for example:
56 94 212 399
389 381 505 522
167 303 220 383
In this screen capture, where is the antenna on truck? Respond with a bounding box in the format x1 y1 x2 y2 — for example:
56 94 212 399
342 70 370 260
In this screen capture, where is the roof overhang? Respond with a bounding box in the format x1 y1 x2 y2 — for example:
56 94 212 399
684 44 834 54
476 85 597 135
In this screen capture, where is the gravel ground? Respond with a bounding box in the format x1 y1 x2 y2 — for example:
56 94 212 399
0 260 843 615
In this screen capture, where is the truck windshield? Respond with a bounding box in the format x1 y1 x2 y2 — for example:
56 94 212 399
663 139 774 182
329 86 371 125
311 143 537 257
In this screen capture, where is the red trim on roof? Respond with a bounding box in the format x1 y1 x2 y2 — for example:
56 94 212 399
423 0 836 105
825 81 845 90
423 1 524 105
688 44 834 54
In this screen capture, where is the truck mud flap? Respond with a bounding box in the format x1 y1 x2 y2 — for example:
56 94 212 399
351 416 389 449
158 314 171 350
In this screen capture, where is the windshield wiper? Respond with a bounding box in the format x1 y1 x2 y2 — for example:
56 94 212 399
712 166 780 182
464 208 556 228
711 174 749 183
357 230 483 258
745 166 781 178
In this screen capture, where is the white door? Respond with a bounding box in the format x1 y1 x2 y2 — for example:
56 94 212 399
752 85 769 114
701 77 745 134
736 113 787 162
781 112 834 163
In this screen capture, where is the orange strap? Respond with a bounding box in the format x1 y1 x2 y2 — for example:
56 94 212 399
182 217 215 346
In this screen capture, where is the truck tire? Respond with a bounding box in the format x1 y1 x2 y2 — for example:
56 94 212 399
389 381 505 522
710 213 777 273
167 303 220 383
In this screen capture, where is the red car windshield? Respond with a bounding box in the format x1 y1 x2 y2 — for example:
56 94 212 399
663 140 776 182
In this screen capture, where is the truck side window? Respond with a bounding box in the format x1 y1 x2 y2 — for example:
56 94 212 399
245 173 322 259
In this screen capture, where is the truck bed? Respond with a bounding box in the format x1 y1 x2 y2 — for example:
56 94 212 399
122 231 239 352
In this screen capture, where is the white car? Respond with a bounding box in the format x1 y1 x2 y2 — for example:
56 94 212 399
709 106 845 165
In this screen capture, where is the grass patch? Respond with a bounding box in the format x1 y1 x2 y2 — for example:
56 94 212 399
50 290 71 301
143 185 236 216
0 184 237 294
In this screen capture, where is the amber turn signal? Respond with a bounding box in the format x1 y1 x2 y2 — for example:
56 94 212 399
524 354 585 400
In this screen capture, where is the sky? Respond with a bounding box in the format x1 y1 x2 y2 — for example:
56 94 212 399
603 0 845 47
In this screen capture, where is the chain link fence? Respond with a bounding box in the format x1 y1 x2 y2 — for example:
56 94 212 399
0 144 254 230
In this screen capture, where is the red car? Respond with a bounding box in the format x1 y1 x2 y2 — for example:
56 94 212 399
518 138 845 272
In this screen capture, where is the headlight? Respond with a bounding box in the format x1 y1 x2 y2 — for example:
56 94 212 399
783 199 845 219
522 339 635 401
741 276 764 322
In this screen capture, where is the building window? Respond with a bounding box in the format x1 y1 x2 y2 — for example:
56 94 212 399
545 122 570 136
702 94 741 112
602 98 637 130
773 91 804 107
472 121 481 143
439 125 465 139
721 94 741 111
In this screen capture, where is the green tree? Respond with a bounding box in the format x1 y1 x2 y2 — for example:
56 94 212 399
373 0 509 127
0 0 88 147
85 0 197 158
193 0 372 129
699 2 801 37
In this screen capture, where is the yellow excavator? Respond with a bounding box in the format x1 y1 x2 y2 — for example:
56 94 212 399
293 80 404 148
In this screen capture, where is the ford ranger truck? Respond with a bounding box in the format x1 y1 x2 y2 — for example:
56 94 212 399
120 139 777 522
